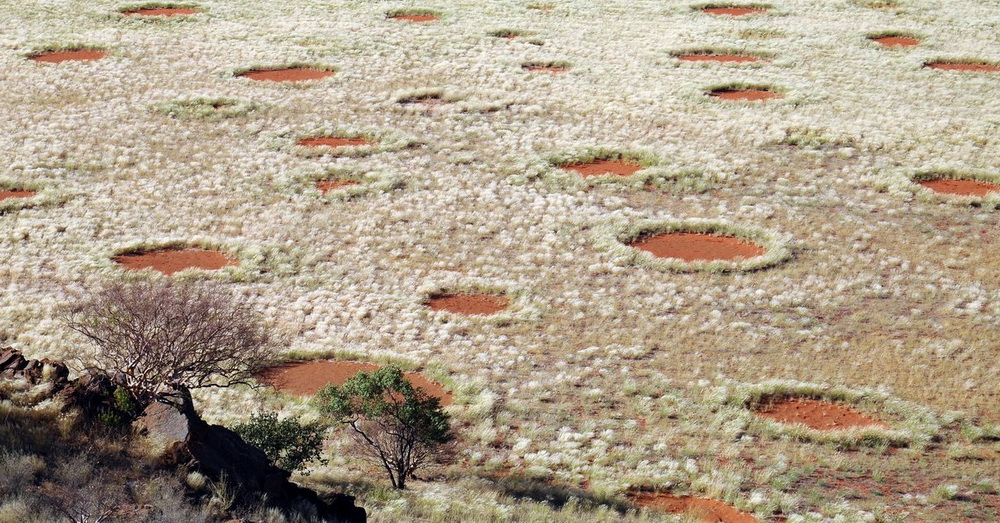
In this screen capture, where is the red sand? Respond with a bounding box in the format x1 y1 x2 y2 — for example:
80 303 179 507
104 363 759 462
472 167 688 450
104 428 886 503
523 65 568 73
871 36 919 47
113 248 238 275
123 7 200 16
926 62 1000 73
919 179 1000 196
710 89 780 101
561 159 643 177
29 50 107 63
755 398 888 430
678 54 761 63
297 137 373 148
630 233 765 262
427 293 510 316
629 492 758 523
259 360 453 405
0 190 36 201
701 6 766 16
239 68 335 82
390 14 438 22
315 180 360 194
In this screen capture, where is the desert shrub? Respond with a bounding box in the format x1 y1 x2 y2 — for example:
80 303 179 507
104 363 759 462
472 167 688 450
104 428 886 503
232 412 327 473
65 279 279 403
317 365 455 489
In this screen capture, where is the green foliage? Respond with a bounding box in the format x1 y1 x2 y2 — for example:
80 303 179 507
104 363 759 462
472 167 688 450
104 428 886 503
97 386 143 428
316 365 454 489
232 412 327 474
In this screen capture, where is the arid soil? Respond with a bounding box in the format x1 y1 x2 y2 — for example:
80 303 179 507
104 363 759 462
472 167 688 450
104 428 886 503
123 8 200 16
629 233 765 262
926 62 1000 72
754 398 888 430
918 178 1000 196
709 88 781 101
870 36 919 47
701 7 766 16
426 293 510 316
29 50 107 63
239 68 335 82
677 54 761 63
315 180 360 194
298 137 373 148
113 248 238 275
0 190 36 201
560 159 643 177
259 360 453 405
523 65 568 73
390 14 439 22
628 491 758 523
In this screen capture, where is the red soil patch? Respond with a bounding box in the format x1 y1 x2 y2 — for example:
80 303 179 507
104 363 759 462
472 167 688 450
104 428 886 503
426 293 510 316
523 65 568 73
919 179 1000 196
709 88 780 101
389 14 439 22
701 6 766 16
678 54 761 63
259 361 452 405
755 398 888 430
629 491 757 523
926 62 1000 73
630 232 764 262
29 50 107 63
561 159 643 177
123 7 200 16
315 180 360 194
297 137 373 148
239 68 335 82
870 36 919 47
113 248 238 275
0 190 36 201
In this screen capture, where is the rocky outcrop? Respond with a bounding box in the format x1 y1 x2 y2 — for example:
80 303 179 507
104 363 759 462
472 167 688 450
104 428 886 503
134 388 366 523
0 347 70 386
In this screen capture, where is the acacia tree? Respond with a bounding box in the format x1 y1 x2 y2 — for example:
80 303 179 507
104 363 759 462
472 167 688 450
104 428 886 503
65 279 278 404
316 365 455 489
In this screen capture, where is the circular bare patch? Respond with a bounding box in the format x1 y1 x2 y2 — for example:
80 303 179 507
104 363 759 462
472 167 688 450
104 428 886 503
870 36 919 47
919 178 1000 197
389 13 439 22
755 398 887 430
113 248 238 275
0 190 36 201
259 361 452 405
29 50 107 63
123 7 200 16
628 491 758 523
523 64 569 73
630 233 765 262
315 180 360 194
298 137 373 148
709 88 780 101
926 61 1000 73
239 68 335 82
701 6 766 15
678 53 761 63
426 293 510 316
399 94 445 106
561 159 643 177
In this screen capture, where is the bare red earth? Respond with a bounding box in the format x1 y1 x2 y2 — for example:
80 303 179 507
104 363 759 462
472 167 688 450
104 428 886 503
29 50 107 63
755 398 888 430
239 68 335 82
259 361 453 405
390 14 438 22
427 293 510 316
123 7 200 16
678 54 761 63
919 179 1000 196
870 36 919 47
297 137 373 148
561 159 643 177
113 248 238 275
710 89 780 101
926 62 1000 73
629 491 758 523
523 65 568 73
0 190 36 201
315 180 360 194
701 6 766 16
630 233 764 262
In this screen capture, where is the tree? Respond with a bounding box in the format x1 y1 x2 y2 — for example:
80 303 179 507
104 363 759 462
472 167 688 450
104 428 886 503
65 279 278 403
232 412 328 473
316 365 455 489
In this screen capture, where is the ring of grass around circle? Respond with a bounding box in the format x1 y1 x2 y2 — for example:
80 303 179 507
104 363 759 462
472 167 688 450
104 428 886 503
594 219 791 273
712 380 949 448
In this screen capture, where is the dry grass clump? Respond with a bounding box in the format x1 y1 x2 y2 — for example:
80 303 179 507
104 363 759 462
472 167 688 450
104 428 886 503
593 218 792 273
153 97 261 120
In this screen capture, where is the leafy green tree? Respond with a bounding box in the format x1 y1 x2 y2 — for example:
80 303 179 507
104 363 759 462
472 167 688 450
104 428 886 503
232 412 328 473
316 365 454 489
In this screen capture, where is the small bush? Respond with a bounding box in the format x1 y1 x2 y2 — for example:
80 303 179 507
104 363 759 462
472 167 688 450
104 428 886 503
232 412 327 473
